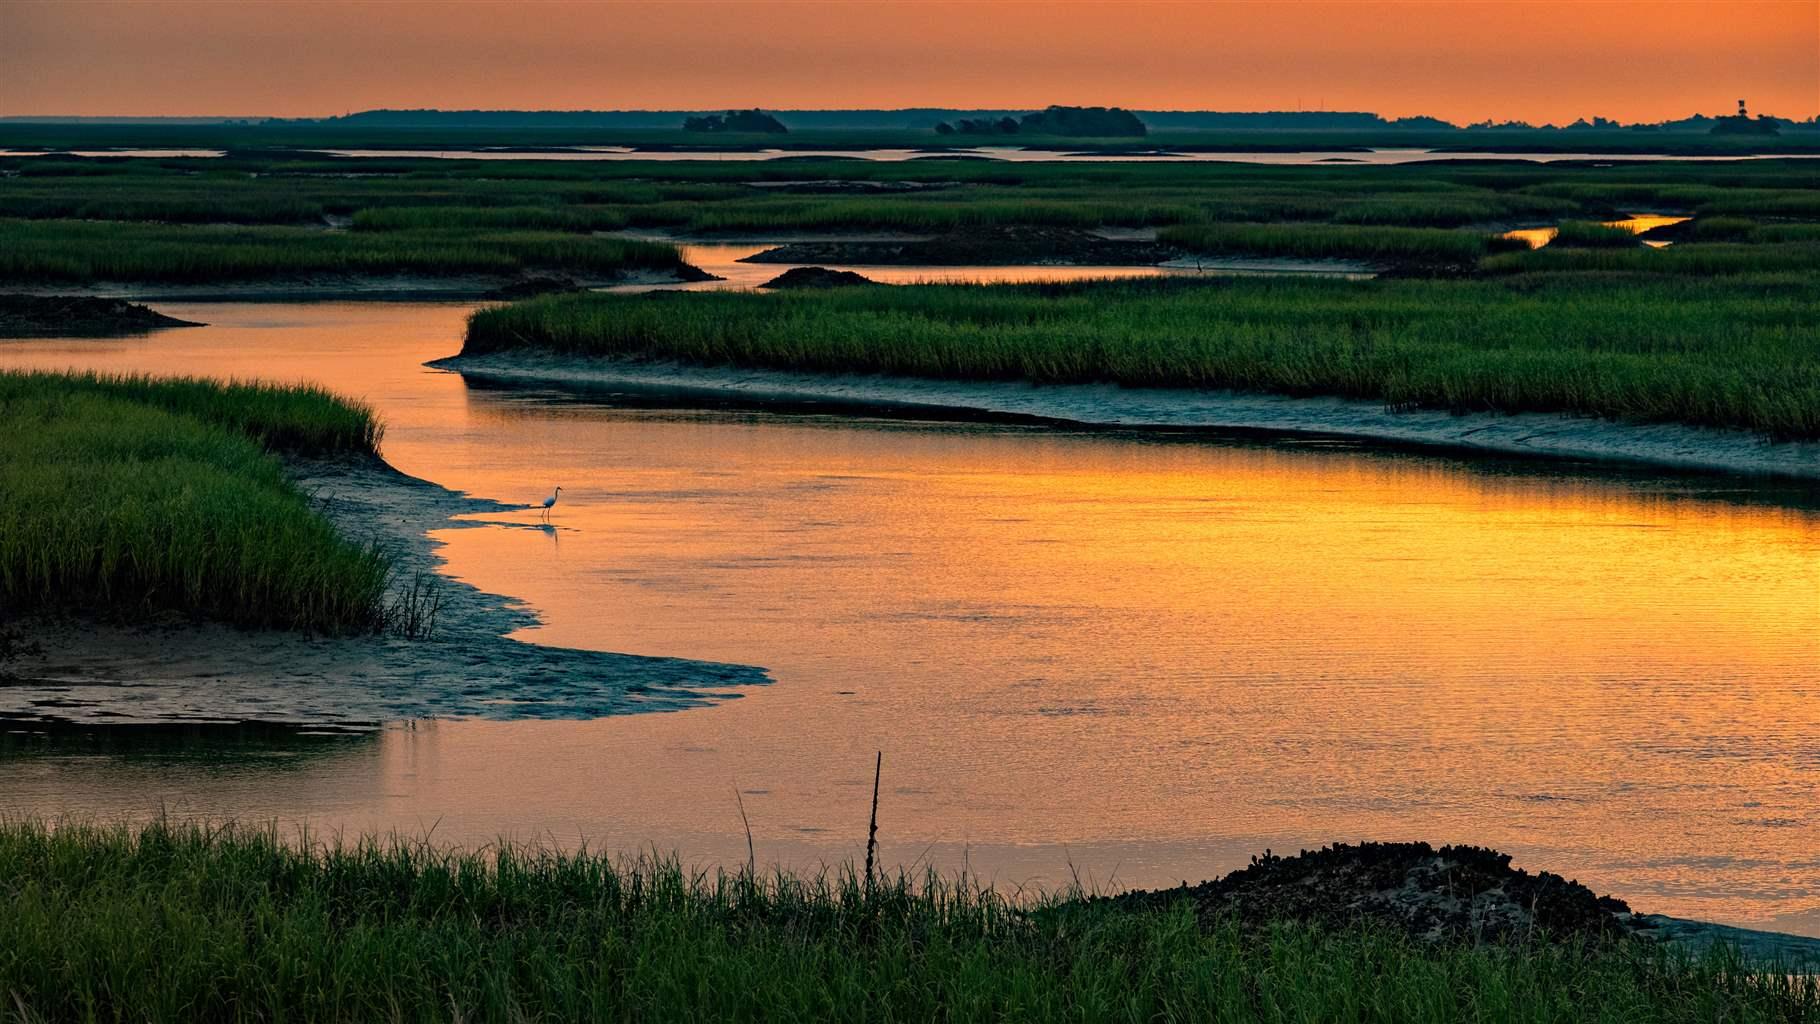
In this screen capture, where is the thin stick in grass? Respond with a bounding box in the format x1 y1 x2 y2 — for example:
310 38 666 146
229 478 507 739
865 751 881 890
733 783 755 879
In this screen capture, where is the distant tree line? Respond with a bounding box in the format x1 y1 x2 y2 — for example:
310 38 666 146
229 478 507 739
1711 100 1781 136
934 106 1147 138
254 106 1814 135
682 109 788 133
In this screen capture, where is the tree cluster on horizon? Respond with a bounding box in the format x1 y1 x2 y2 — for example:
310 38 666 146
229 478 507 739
681 109 788 133
935 105 1147 138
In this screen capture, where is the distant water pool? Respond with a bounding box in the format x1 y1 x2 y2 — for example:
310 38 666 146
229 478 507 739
601 240 1372 290
1502 213 1693 249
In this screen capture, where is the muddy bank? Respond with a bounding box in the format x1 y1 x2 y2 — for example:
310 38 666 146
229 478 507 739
1108 842 1633 943
1104 842 1820 959
741 226 1185 266
431 352 1820 481
759 266 876 289
0 295 203 338
0 455 768 729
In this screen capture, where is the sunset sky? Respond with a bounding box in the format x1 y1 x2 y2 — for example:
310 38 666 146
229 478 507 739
2 0 1815 124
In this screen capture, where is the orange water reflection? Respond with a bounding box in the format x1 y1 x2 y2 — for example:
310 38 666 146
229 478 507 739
616 242 1315 292
1502 213 1693 249
0 303 1816 933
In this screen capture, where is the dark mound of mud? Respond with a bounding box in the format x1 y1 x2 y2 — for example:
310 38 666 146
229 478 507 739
1108 842 1635 944
741 226 1185 267
759 267 877 289
0 295 203 338
672 262 723 283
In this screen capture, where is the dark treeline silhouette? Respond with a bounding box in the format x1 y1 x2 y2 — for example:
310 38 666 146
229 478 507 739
935 106 1147 137
936 116 1021 136
682 109 788 133
213 107 1817 135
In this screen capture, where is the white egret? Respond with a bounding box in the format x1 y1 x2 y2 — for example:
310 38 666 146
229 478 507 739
540 486 562 521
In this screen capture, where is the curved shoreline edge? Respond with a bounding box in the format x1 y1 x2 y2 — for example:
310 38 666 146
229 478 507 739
432 352 1820 482
2 453 769 729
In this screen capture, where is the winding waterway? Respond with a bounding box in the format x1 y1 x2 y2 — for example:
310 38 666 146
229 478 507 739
3 302 1818 934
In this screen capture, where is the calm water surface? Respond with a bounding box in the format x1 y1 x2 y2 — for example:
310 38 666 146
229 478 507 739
610 241 1372 289
1502 213 1692 250
2 303 1817 933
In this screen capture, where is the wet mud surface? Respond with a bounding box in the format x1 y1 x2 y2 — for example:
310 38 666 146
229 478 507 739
434 352 1820 481
0 456 769 729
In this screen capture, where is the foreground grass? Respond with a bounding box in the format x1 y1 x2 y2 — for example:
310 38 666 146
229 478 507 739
465 275 1820 439
0 372 389 631
0 821 1812 1023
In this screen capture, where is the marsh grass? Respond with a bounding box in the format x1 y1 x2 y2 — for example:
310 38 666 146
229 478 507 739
1549 220 1641 247
0 219 687 284
465 275 1820 439
1158 221 1495 264
3 154 1812 243
0 372 391 631
1481 240 1820 276
0 820 1811 1023
1685 219 1820 244
350 203 634 233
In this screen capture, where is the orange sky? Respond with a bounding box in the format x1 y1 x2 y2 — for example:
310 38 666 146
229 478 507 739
2 1 1815 123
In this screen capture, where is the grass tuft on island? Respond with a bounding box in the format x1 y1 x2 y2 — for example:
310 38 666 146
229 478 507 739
1157 221 1502 267
0 218 692 286
0 821 1812 1023
0 372 391 632
464 275 1820 440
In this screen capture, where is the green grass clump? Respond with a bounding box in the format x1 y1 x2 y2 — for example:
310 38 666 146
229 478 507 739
681 196 1199 232
0 372 390 630
1158 221 1493 264
1685 218 1820 244
465 275 1820 439
0 820 1811 1023
1549 220 1640 247
0 218 687 284
1481 240 1820 276
1329 191 1576 227
350 203 633 233
1686 216 1761 242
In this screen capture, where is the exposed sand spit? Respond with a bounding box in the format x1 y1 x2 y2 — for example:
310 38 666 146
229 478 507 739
1 456 768 729
432 352 1820 481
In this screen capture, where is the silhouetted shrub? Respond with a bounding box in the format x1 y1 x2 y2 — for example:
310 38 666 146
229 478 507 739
683 109 788 134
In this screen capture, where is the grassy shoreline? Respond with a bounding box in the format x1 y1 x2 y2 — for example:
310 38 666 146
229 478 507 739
0 372 392 632
0 219 690 286
464 275 1820 440
0 821 1812 1023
